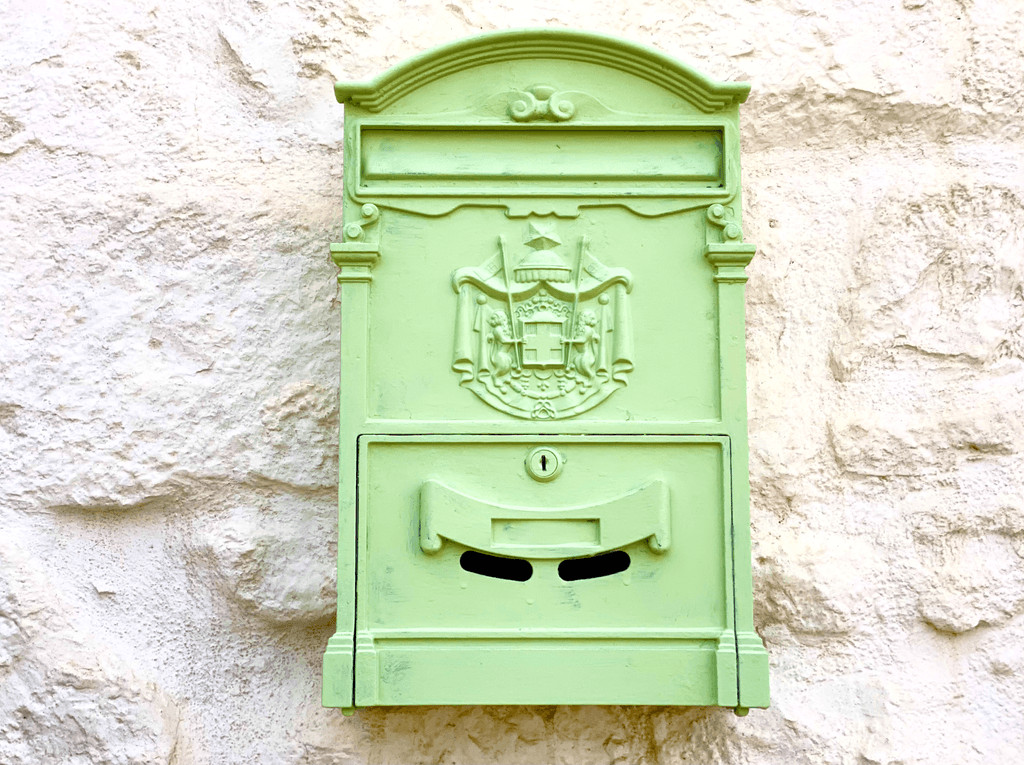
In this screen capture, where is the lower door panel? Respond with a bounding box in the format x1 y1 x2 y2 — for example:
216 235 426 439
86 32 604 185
353 435 737 707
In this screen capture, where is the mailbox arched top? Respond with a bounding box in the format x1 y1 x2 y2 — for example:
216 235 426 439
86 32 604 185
334 28 750 115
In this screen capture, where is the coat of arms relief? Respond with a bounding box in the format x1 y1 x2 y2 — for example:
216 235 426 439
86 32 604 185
452 222 635 419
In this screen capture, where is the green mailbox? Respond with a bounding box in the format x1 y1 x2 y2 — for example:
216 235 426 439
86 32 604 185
323 29 769 713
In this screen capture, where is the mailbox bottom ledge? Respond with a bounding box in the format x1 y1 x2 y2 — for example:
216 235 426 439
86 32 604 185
348 637 755 708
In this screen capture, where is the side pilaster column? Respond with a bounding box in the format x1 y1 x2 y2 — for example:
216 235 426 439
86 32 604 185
323 205 380 709
704 203 769 711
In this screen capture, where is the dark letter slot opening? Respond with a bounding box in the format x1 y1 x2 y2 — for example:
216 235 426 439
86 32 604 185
460 550 533 582
558 550 631 581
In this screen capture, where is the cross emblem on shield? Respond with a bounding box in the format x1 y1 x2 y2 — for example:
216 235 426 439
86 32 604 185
521 310 565 369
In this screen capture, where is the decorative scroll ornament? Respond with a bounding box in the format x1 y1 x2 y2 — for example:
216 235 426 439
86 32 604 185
342 203 380 241
452 222 634 419
509 85 576 122
705 203 743 243
330 203 381 283
704 204 755 284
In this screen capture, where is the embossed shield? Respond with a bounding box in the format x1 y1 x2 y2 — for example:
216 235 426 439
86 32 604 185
521 310 565 369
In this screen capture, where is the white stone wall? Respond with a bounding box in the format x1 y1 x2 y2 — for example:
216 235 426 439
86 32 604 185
1 1 1022 762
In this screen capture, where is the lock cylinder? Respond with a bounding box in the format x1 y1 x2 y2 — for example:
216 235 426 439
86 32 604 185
525 446 565 482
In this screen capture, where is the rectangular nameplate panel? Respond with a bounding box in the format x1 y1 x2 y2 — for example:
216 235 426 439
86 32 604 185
492 518 600 548
359 128 724 191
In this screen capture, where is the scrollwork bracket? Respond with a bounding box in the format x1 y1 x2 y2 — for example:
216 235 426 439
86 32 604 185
331 204 381 284
703 204 755 283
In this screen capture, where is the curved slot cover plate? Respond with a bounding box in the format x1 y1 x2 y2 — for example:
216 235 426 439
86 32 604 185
420 479 670 559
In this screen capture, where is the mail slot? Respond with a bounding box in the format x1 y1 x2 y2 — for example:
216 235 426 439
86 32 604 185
323 29 769 713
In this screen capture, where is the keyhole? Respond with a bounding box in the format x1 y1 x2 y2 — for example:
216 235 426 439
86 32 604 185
525 446 563 482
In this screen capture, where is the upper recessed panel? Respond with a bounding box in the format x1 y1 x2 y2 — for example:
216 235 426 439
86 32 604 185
334 30 750 218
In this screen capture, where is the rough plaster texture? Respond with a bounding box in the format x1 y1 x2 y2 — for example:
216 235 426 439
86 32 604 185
1 0 1022 763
